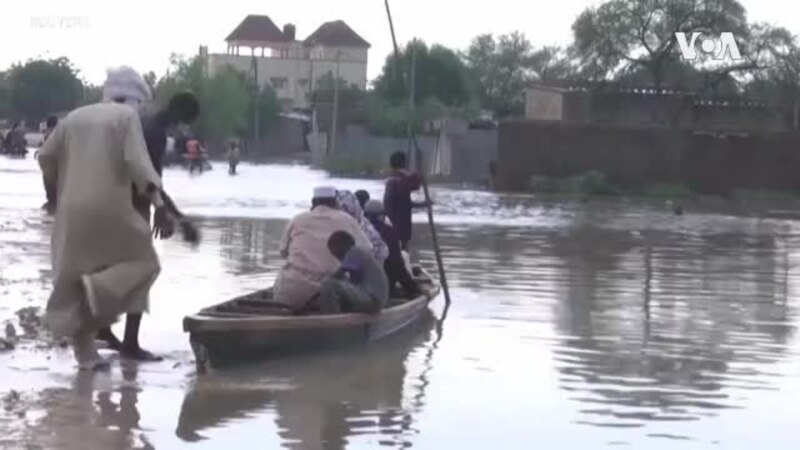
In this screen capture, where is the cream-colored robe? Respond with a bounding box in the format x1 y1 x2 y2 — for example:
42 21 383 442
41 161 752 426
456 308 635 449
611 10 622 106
38 102 162 337
273 206 372 308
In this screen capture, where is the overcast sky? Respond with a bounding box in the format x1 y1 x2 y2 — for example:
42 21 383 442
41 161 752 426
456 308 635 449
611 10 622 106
1 0 798 85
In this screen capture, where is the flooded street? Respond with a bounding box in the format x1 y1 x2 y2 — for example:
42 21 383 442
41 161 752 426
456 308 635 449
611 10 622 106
2 155 800 449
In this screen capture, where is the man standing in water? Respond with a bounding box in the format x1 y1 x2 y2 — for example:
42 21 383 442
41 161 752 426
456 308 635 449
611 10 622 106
95 91 200 361
227 139 241 175
38 66 173 370
383 151 428 249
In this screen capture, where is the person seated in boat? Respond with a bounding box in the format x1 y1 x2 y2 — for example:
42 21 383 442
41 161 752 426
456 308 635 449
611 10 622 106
354 190 370 209
363 200 422 299
273 186 372 311
318 231 389 314
337 190 389 264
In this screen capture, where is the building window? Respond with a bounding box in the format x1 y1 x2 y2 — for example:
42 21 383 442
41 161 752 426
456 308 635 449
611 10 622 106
298 78 309 88
270 77 288 90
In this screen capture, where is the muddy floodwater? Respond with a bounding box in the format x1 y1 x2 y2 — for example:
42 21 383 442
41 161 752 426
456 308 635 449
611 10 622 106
2 155 800 449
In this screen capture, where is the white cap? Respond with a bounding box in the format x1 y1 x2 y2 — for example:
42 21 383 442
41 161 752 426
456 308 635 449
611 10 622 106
313 186 337 199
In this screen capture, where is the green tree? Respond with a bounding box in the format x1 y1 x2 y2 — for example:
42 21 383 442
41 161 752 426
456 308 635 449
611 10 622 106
155 56 279 142
0 72 10 119
744 25 800 105
242 81 281 140
570 0 750 88
199 66 251 141
374 40 474 108
464 32 572 118
81 84 103 105
6 57 83 122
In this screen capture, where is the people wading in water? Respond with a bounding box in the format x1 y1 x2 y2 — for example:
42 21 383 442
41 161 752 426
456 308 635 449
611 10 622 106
37 66 175 370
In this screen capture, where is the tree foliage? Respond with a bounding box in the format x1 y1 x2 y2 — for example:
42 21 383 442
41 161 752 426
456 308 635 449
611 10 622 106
374 40 474 108
5 57 84 123
567 0 800 100
155 56 279 142
0 72 10 119
465 32 572 118
366 40 479 136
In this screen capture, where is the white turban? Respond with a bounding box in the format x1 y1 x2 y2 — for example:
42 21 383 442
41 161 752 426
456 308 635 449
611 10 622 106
102 66 152 107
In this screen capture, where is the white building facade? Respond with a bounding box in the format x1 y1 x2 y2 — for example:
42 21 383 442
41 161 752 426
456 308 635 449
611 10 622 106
201 15 370 110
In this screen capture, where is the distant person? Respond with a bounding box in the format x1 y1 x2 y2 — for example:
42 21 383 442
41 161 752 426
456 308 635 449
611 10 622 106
95 91 201 361
318 231 389 314
227 140 241 175
337 190 389 263
354 190 370 209
364 200 421 299
37 66 174 370
273 186 372 310
383 151 428 249
186 138 203 174
4 122 26 155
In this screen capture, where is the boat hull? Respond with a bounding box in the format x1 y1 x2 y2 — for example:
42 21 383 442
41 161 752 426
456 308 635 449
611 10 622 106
184 277 439 372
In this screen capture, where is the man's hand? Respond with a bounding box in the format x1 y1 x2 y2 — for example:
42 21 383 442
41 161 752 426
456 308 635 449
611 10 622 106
152 206 176 240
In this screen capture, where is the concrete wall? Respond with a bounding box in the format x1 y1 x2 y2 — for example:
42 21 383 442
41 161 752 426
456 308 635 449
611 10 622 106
207 53 367 109
525 88 564 121
449 129 498 183
497 121 800 193
318 124 498 184
525 87 794 132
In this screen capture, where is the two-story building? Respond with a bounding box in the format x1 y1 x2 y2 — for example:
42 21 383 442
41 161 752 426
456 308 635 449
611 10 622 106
200 15 370 110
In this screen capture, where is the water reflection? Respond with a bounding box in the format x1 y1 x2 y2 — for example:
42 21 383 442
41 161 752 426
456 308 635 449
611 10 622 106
17 364 153 450
550 227 796 431
176 312 435 449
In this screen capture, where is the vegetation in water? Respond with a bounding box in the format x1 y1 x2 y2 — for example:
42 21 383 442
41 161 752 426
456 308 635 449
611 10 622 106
322 153 386 178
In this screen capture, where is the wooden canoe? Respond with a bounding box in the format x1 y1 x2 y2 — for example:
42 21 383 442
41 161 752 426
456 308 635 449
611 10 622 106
183 267 440 372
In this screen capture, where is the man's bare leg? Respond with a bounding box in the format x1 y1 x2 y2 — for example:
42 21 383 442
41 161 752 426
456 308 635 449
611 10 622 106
96 314 162 362
121 313 162 361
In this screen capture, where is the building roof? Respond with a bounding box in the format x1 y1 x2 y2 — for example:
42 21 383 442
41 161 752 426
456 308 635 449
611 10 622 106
303 20 370 48
226 15 289 43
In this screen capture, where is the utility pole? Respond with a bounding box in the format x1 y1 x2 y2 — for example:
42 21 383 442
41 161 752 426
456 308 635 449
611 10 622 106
251 55 260 146
308 59 315 106
329 51 341 156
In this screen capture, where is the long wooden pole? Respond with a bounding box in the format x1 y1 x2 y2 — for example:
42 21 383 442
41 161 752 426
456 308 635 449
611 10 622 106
330 52 341 155
384 0 452 309
405 44 416 161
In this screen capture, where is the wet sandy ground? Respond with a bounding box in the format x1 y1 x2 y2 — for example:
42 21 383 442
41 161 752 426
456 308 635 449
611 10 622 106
2 155 800 449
